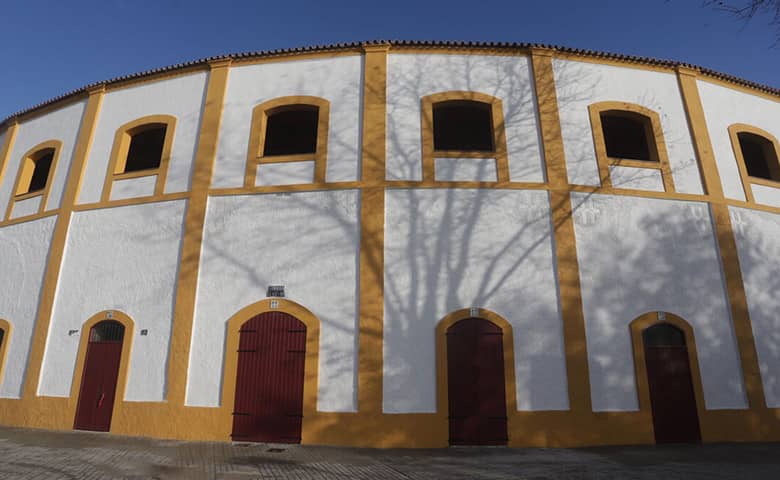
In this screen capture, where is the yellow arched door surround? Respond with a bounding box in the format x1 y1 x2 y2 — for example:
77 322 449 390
435 307 517 443
69 310 135 431
220 298 321 442
629 312 705 438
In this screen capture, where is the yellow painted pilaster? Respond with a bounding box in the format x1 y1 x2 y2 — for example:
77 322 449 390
530 49 593 415
22 85 105 406
677 68 770 427
166 58 231 405
357 44 388 414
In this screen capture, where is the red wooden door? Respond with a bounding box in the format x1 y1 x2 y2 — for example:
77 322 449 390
74 321 125 432
447 317 508 445
643 323 701 444
231 311 306 443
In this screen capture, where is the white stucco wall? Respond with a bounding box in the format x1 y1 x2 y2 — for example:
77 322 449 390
78 73 208 204
187 190 360 411
0 101 86 215
571 193 746 411
729 206 780 407
434 158 497 182
383 189 568 413
10 196 42 219
39 201 186 401
608 165 665 192
698 80 780 203
0 217 57 397
256 161 315 186
386 54 544 183
110 175 157 201
554 60 702 194
213 56 363 187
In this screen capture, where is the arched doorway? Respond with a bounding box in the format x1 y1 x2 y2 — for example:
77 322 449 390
74 320 125 432
231 311 307 443
642 322 701 444
446 317 508 445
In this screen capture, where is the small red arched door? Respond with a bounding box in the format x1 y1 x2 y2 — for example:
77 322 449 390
447 317 508 445
643 323 701 444
231 311 306 443
74 320 125 432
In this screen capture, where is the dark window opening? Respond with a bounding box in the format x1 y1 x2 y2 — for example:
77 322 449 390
124 125 166 173
643 323 686 347
600 112 654 161
433 101 494 152
263 107 319 156
89 321 125 343
0 328 5 348
27 149 55 193
739 132 780 181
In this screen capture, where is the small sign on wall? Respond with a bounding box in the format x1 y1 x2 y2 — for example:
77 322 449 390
267 285 285 297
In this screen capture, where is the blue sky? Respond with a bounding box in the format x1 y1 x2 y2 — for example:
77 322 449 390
0 0 777 118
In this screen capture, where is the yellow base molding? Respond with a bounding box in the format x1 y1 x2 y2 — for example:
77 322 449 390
2 398 778 447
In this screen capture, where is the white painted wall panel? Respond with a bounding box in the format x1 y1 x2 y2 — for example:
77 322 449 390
751 184 780 208
0 101 86 214
571 193 746 410
39 201 186 401
188 190 360 411
10 196 42 219
256 161 315 186
78 73 208 204
729 206 780 407
554 60 702 194
383 189 568 412
386 54 544 182
0 217 57 397
698 80 780 203
214 56 363 187
434 158 497 182
109 176 157 201
608 165 665 192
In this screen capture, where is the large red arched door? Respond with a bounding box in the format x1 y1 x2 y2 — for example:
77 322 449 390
231 311 306 443
447 317 508 445
74 320 125 432
643 323 701 444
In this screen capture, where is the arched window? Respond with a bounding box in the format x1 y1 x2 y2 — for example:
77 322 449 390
728 124 780 204
421 91 508 183
246 96 330 186
642 323 685 347
5 140 62 220
589 102 673 192
102 115 176 202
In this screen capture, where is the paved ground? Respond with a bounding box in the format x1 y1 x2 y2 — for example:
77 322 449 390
0 427 778 479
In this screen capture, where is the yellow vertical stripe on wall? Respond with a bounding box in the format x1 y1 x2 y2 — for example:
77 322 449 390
0 121 20 210
677 68 768 413
22 86 105 399
530 49 593 413
166 58 231 405
357 44 388 413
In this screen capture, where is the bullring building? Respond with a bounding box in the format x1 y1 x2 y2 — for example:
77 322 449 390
0 41 779 447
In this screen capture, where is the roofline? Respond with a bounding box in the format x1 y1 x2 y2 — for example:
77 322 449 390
2 40 778 129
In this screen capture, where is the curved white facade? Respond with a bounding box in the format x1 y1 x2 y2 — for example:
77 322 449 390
0 41 778 447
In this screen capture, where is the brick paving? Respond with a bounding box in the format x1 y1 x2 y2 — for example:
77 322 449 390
0 426 778 479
